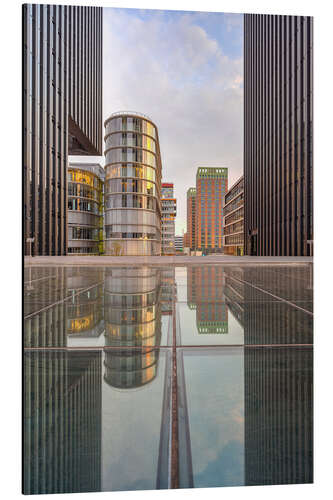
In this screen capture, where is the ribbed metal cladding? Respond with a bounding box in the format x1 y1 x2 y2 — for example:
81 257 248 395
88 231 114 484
23 4 103 256
244 14 313 256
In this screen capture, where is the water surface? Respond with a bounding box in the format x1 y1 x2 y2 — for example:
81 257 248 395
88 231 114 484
23 264 313 493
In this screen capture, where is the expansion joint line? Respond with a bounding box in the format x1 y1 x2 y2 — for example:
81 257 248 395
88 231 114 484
171 282 179 488
24 281 105 320
24 274 57 285
226 275 313 316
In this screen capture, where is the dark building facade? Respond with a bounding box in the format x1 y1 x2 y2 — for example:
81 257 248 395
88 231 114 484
244 15 313 256
23 4 103 256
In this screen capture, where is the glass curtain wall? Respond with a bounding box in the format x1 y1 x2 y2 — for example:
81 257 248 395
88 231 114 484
104 113 162 256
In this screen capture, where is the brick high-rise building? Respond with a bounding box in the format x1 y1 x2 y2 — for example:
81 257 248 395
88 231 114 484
186 187 196 251
195 167 228 254
244 14 313 256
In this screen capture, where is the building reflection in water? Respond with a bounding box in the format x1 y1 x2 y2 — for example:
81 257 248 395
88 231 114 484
160 267 176 315
187 266 228 334
24 267 68 348
223 266 313 345
244 347 313 485
66 268 105 341
223 266 313 484
103 267 162 389
24 267 105 348
23 265 313 492
23 350 102 494
23 268 104 494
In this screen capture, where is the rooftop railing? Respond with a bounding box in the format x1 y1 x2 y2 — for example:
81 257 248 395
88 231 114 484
69 162 105 180
106 111 154 122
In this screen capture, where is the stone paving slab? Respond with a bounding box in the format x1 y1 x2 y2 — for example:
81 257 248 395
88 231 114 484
24 255 313 267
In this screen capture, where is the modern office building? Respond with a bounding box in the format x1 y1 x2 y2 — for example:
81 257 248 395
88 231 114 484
186 188 196 251
23 4 103 256
244 14 313 256
104 112 162 256
223 176 244 256
67 163 104 255
161 183 177 255
195 167 228 254
175 235 184 253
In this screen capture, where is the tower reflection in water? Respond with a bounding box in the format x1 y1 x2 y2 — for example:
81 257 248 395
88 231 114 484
104 267 162 389
187 266 228 334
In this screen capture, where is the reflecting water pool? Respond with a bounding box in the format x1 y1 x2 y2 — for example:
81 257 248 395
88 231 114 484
23 264 313 494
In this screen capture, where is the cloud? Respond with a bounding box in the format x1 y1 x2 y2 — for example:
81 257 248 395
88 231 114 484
103 8 243 233
183 350 245 482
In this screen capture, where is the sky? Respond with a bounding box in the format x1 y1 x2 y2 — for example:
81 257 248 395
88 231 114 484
73 7 244 235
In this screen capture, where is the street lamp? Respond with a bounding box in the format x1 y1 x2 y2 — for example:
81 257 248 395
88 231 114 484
26 237 35 257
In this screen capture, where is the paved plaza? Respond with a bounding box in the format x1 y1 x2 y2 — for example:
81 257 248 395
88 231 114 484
24 255 313 267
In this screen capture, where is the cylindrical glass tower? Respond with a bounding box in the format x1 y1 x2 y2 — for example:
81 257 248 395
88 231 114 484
104 112 162 255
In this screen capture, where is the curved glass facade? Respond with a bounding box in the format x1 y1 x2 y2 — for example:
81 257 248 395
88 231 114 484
68 163 105 255
104 113 162 256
